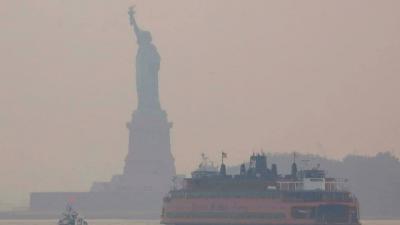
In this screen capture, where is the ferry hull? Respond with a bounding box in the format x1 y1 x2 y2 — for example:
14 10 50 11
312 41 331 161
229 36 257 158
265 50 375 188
166 224 361 225
161 196 360 225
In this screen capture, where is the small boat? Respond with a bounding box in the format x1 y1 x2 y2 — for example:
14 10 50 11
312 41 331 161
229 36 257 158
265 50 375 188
58 205 88 225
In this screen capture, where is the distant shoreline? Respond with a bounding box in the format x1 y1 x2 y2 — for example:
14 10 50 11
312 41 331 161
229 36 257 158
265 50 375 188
0 210 399 221
0 210 160 220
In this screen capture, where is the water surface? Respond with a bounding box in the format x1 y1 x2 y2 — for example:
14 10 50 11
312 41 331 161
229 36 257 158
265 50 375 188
0 220 397 225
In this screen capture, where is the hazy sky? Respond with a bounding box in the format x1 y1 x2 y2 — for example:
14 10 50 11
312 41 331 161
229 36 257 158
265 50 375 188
1 0 400 207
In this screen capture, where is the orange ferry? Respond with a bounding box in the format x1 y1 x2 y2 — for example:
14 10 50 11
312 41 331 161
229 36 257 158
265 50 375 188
161 153 360 225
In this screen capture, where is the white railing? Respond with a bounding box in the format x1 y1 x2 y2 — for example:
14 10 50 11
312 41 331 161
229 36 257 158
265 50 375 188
277 178 349 192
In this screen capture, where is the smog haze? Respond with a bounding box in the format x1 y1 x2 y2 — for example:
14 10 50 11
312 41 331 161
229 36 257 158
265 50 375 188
0 0 399 207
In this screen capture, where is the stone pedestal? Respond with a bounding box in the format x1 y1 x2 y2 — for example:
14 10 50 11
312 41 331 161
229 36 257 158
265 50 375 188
119 108 175 192
90 108 176 194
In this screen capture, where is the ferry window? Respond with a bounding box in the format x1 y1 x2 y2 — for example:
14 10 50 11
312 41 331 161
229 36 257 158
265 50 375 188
317 205 348 223
310 178 323 182
291 207 316 219
303 170 325 178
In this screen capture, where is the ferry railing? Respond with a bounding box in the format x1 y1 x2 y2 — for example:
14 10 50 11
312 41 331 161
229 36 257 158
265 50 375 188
277 178 350 192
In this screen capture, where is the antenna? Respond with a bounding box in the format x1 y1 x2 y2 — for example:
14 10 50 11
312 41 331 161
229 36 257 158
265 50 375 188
293 152 297 164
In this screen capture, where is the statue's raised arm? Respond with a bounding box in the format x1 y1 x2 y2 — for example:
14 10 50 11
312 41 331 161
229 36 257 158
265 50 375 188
128 6 140 37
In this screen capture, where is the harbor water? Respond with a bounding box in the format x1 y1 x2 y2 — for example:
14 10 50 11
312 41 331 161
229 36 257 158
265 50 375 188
0 220 397 225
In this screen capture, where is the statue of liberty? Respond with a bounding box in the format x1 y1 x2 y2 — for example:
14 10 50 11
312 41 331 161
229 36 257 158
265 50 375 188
128 6 161 111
